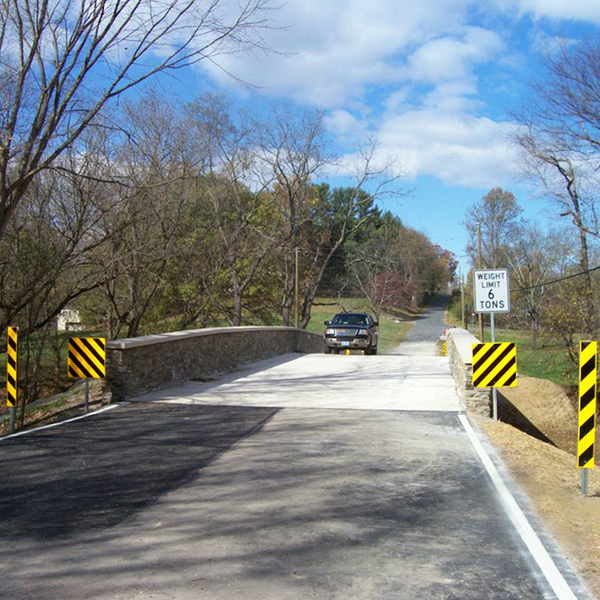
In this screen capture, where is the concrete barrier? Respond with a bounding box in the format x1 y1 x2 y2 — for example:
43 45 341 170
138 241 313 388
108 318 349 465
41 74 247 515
106 326 323 402
446 327 491 417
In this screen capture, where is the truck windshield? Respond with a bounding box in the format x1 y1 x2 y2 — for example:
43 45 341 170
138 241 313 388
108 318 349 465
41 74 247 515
331 314 368 326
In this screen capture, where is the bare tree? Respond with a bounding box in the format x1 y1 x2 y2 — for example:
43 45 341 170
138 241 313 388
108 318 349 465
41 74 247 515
186 93 279 326
511 40 600 335
463 187 523 269
506 224 572 347
295 153 400 329
0 135 123 336
0 0 274 244
97 92 193 338
251 104 334 325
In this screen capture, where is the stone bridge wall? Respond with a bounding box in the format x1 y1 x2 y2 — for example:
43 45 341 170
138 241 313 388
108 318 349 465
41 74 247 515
106 326 323 402
446 327 491 417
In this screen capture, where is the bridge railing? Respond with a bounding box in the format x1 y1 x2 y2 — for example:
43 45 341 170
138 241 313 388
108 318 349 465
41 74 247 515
106 326 323 402
446 328 491 417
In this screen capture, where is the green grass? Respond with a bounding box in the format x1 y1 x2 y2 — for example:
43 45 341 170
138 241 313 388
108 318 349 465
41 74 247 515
306 298 415 353
446 290 578 387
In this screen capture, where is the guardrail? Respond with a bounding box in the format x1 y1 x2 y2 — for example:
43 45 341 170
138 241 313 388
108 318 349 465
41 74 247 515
106 326 323 402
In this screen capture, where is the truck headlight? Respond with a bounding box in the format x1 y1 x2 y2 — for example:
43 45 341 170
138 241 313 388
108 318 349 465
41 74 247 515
326 328 336 335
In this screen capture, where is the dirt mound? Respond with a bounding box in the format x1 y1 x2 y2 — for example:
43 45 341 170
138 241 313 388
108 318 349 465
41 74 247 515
481 375 600 597
480 418 600 597
497 376 577 454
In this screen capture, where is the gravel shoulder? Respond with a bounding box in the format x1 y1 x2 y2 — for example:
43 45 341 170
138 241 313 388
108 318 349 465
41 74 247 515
478 377 600 598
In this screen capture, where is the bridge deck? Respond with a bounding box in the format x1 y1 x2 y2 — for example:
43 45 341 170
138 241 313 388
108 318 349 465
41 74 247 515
135 352 461 412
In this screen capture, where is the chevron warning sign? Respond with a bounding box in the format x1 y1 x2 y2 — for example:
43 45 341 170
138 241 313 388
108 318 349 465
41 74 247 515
68 338 106 379
578 341 597 469
6 327 18 407
472 342 517 388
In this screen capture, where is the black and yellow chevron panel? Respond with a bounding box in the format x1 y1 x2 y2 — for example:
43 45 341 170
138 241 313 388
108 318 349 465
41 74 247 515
68 337 106 379
578 341 597 469
6 327 18 407
472 342 517 388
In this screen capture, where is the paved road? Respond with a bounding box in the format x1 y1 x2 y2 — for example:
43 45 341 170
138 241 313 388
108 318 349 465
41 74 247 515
389 294 450 356
0 298 590 599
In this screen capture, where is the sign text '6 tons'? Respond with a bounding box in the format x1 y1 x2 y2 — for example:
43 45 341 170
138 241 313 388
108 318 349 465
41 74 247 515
473 269 510 314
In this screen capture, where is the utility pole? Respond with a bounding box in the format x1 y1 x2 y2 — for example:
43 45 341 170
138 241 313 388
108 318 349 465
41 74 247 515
478 222 484 342
461 273 465 329
295 246 299 328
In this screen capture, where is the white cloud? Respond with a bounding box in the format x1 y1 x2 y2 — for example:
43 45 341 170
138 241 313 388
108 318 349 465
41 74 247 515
491 0 600 24
331 106 519 188
324 110 368 137
384 109 519 187
198 0 472 105
406 28 503 84
193 0 591 190
529 30 577 55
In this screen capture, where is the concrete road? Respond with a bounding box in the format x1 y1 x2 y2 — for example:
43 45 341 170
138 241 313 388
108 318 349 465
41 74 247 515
0 298 589 599
137 352 460 412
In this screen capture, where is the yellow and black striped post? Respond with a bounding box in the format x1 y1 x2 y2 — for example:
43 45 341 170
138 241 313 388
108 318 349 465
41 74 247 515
472 342 517 388
68 338 106 413
578 341 597 495
6 327 18 434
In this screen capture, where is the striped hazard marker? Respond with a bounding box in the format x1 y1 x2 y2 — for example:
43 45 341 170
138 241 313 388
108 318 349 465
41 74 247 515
578 341 597 470
472 342 517 388
6 326 18 408
68 337 106 379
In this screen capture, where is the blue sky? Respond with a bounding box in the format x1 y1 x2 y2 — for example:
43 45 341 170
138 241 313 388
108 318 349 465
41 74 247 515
166 0 600 273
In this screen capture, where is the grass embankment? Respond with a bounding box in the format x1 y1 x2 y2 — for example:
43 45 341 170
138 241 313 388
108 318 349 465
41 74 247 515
307 298 416 353
445 292 577 389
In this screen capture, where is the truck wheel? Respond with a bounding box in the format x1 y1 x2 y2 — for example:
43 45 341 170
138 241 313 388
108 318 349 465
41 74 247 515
324 345 332 354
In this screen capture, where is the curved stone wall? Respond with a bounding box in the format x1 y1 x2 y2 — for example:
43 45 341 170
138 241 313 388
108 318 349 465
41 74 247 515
106 326 323 402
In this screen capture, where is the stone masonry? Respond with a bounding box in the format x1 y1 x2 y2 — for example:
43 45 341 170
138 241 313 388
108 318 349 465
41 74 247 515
106 326 323 402
446 327 491 417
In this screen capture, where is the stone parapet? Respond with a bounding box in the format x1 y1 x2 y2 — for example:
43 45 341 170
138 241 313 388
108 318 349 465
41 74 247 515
106 326 323 402
446 328 491 417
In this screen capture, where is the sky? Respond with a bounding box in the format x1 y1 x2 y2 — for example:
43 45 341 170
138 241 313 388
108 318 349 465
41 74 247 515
169 0 600 274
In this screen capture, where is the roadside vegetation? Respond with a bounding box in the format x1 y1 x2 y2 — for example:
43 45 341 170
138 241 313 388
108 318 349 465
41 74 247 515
0 91 456 430
446 291 578 392
306 297 417 353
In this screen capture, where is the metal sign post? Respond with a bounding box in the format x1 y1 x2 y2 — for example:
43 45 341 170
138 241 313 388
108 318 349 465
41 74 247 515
491 313 497 420
473 269 512 421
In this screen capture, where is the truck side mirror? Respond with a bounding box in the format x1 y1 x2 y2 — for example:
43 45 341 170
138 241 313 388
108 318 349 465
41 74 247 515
324 321 330 326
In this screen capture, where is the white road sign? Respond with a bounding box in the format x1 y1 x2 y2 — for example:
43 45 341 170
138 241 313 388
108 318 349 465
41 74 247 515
473 269 510 314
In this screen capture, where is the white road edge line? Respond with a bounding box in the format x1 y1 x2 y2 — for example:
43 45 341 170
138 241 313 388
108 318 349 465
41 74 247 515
458 413 577 600
0 403 124 441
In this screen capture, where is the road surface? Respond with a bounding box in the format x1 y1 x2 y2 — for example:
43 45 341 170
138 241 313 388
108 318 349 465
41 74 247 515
0 297 590 599
389 294 449 356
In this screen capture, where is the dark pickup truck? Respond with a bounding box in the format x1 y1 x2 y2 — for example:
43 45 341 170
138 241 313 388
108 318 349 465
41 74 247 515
323 312 379 355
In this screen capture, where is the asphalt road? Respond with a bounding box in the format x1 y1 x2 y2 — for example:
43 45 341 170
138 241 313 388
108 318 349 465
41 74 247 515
0 297 590 599
389 294 450 356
